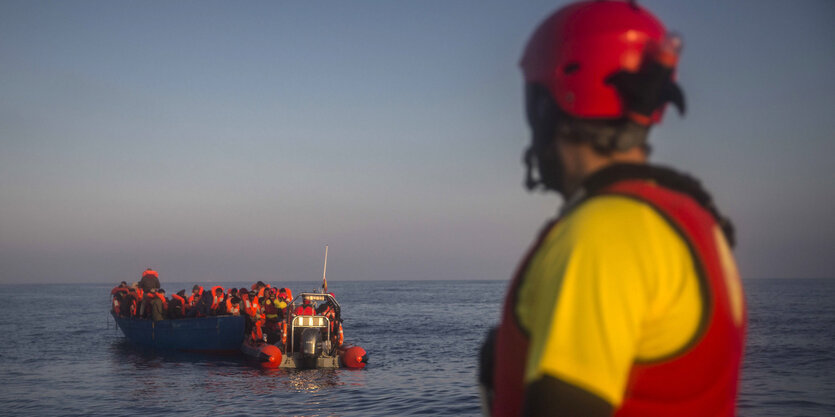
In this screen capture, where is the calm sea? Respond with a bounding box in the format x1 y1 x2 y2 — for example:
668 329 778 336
0 279 832 416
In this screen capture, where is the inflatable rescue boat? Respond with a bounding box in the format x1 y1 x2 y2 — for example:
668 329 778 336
242 292 367 369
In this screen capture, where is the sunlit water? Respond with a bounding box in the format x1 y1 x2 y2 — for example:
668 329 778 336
0 279 831 416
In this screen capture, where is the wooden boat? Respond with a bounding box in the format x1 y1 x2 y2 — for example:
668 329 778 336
111 311 246 353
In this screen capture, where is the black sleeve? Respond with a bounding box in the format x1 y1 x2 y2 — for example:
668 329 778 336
523 375 614 417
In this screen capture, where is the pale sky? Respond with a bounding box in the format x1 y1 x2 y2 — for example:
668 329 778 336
1 0 833 284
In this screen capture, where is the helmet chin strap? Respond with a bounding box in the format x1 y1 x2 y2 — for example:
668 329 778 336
523 142 566 195
523 146 541 191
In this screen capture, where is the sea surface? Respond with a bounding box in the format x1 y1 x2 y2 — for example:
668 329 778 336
0 279 832 416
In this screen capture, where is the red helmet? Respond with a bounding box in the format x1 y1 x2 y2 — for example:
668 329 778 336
521 0 677 123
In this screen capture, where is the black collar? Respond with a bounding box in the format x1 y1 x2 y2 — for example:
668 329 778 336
568 163 736 247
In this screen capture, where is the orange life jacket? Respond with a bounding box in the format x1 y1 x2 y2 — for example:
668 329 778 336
111 288 129 314
188 286 204 307
142 269 159 278
227 302 240 316
294 305 314 316
111 286 129 295
210 286 224 311
251 320 263 342
128 295 137 316
249 298 261 318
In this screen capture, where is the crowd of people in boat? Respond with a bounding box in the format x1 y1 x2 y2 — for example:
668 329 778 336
110 268 344 346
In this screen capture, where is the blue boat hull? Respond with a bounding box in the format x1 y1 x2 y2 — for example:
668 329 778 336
112 312 246 353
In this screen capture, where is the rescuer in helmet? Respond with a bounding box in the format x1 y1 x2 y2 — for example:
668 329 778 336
480 1 746 416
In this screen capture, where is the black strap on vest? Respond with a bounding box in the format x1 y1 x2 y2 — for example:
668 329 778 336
581 163 736 247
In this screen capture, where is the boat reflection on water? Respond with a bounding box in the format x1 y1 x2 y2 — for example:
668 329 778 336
109 339 361 398
284 369 341 391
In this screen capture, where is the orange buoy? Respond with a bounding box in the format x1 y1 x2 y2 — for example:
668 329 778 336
340 346 367 369
259 344 282 368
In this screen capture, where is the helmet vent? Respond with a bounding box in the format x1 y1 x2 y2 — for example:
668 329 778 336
563 62 580 75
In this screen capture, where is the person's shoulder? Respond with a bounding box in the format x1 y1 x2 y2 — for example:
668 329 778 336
558 194 663 240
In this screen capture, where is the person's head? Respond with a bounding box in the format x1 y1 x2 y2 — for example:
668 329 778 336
230 288 238 296
192 285 201 294
177 289 186 298
521 0 685 197
119 281 128 288
215 288 223 296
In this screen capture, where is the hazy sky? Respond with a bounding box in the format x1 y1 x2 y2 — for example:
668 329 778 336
1 0 833 284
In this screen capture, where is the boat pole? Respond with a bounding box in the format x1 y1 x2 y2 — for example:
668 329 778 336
322 245 328 293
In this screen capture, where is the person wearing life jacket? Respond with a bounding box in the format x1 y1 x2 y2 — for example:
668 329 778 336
274 292 288 320
247 290 261 318
124 288 138 317
264 290 279 323
277 287 292 302
249 289 266 342
227 296 241 316
209 286 225 315
187 285 203 308
316 299 343 346
169 290 187 319
145 288 165 321
225 288 239 315
111 281 128 295
294 298 315 316
111 282 130 315
480 2 746 416
262 290 286 343
132 283 143 304
187 288 214 318
238 290 254 334
138 268 160 293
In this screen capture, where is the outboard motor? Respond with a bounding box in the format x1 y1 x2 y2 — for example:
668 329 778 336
300 328 322 368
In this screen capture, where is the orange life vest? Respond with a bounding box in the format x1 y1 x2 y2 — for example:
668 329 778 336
294 305 314 316
188 286 204 307
111 286 129 295
225 298 238 315
210 286 224 311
